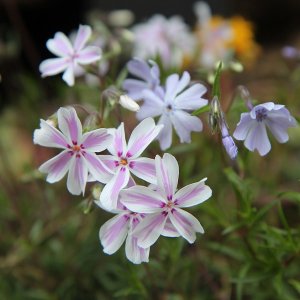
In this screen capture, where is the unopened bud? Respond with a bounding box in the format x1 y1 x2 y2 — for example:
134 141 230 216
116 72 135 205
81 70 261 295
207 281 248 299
119 95 140 112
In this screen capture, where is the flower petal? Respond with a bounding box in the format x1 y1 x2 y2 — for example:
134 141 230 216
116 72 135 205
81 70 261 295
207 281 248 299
99 214 129 254
76 46 102 64
127 58 153 82
165 73 179 101
155 153 179 199
46 32 73 56
83 152 114 183
57 107 82 145
233 113 253 140
39 58 69 77
73 25 92 51
175 178 212 208
97 155 118 171
171 110 203 143
107 123 127 158
174 83 208 110
161 218 180 237
100 167 130 210
67 155 88 195
39 150 71 183
33 119 68 149
62 65 75 86
122 79 149 100
136 90 164 119
134 213 167 248
125 234 150 264
82 129 112 152
169 208 204 243
120 185 166 213
129 157 156 184
244 122 271 156
126 118 162 158
157 114 173 150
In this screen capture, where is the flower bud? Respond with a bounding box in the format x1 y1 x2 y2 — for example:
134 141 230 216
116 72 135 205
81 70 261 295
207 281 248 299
119 95 140 112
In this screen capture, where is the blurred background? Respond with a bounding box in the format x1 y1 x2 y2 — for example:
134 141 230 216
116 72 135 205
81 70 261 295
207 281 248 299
1 0 300 299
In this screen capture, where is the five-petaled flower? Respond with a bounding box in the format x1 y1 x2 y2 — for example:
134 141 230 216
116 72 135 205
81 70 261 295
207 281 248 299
34 107 113 195
39 25 101 86
97 201 150 264
233 102 297 156
137 71 208 150
120 153 212 249
98 118 163 210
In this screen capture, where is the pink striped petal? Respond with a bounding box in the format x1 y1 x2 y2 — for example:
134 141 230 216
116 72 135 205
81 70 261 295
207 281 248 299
77 46 101 64
169 208 204 243
39 58 69 77
39 150 71 183
129 157 156 184
57 107 82 145
82 129 112 152
67 156 88 195
46 32 73 56
100 167 130 210
125 234 150 264
83 152 114 184
126 118 162 158
108 123 127 157
175 178 212 208
134 213 167 248
155 154 179 199
74 25 92 51
120 186 166 213
100 214 129 254
62 65 75 86
161 218 180 237
33 119 68 149
98 155 118 172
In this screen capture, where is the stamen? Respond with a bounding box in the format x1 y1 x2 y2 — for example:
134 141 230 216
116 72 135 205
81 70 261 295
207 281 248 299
255 108 268 122
120 158 128 166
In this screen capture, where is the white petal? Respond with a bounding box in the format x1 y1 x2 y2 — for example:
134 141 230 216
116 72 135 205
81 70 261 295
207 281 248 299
33 119 68 149
126 117 162 158
169 208 204 243
107 123 127 158
74 25 92 51
155 153 179 199
39 150 71 183
175 178 212 208
129 157 156 184
125 234 150 264
76 46 102 64
62 65 75 86
46 32 73 57
134 213 167 248
57 107 82 145
67 155 88 195
99 214 129 254
161 218 180 237
81 128 112 152
39 58 69 77
100 167 130 210
120 185 166 213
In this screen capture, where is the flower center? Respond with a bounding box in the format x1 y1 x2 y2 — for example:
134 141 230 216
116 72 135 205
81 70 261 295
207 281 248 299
255 108 267 122
120 158 128 166
72 145 81 152
166 200 174 209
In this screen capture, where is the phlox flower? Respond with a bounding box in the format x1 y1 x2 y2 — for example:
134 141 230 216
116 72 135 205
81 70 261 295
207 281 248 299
137 71 208 150
97 201 149 264
33 107 113 195
120 153 212 249
233 102 297 156
39 25 101 86
131 15 195 69
122 58 163 101
98 118 163 210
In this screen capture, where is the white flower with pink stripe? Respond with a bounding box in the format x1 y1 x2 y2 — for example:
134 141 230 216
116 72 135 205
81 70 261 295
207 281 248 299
39 25 101 86
33 107 113 195
98 118 163 210
120 153 212 249
97 201 150 264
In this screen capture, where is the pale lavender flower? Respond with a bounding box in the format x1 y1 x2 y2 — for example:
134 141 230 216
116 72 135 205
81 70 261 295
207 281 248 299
282 46 300 59
122 58 163 101
96 202 150 264
233 102 297 156
120 153 212 249
221 122 238 159
137 71 208 150
132 15 196 68
39 25 101 86
33 107 113 195
98 118 163 210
